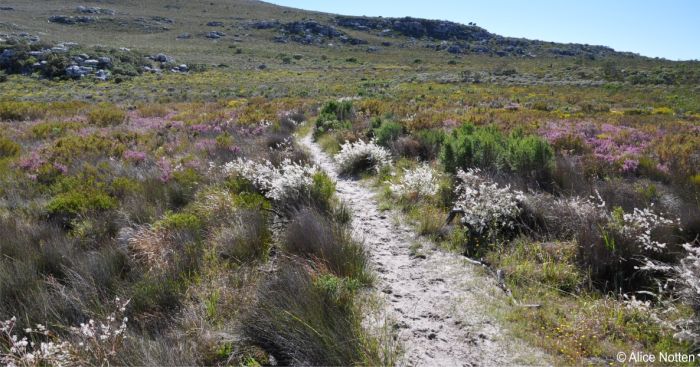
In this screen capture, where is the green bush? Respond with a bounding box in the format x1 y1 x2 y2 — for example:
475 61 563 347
310 171 336 211
505 133 554 176
0 137 20 158
0 101 47 121
315 100 353 135
46 190 117 224
31 121 81 139
46 133 131 165
87 103 126 126
155 212 202 232
415 129 446 160
440 124 553 181
373 121 403 147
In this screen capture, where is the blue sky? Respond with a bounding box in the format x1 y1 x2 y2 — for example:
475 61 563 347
267 1 700 60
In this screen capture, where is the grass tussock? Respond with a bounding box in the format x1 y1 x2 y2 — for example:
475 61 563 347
285 208 371 285
241 261 384 366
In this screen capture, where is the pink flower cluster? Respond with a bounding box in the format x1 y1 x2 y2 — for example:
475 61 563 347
123 150 147 163
541 121 657 173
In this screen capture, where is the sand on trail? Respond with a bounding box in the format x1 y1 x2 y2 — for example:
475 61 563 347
300 135 550 367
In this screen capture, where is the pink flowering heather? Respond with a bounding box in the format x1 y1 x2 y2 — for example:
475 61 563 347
157 157 174 182
123 150 147 163
17 151 45 172
53 162 68 175
541 121 656 173
194 138 217 153
442 119 459 130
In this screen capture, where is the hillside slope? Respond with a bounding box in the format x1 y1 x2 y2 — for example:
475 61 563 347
1 0 698 86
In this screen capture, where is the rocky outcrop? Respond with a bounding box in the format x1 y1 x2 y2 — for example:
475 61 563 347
206 31 226 39
75 6 115 15
247 19 366 46
336 16 492 42
251 20 279 29
48 15 96 25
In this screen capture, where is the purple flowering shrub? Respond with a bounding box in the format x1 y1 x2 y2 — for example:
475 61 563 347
541 121 658 174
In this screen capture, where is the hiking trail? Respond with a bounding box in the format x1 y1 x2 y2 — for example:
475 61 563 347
300 134 549 366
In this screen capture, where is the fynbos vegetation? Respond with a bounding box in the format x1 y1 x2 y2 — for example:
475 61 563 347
0 0 698 365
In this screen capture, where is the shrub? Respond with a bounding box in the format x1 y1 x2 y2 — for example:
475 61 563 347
521 193 603 240
317 133 341 154
0 137 20 158
0 101 46 121
373 121 403 147
415 129 445 160
505 133 554 180
0 298 130 366
335 140 391 175
309 171 336 212
390 164 439 200
315 100 353 135
130 276 183 322
440 124 553 182
47 190 117 224
491 239 582 293
224 158 319 209
87 104 126 126
453 168 524 239
155 212 202 232
137 104 169 118
30 121 81 139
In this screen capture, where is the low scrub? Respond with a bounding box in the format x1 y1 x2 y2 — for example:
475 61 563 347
452 168 525 246
224 158 333 212
87 103 127 126
441 124 553 184
315 100 354 135
0 101 46 121
335 140 392 175
0 137 20 158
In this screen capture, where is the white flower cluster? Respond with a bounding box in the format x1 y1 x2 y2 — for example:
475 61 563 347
619 207 678 252
676 243 700 307
0 317 71 367
335 139 392 174
453 168 525 235
224 158 319 202
390 164 439 199
1 298 129 367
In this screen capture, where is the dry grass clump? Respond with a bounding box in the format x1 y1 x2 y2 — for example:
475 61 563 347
284 208 371 284
241 261 381 366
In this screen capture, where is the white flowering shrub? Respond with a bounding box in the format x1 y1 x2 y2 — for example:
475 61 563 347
1 298 129 367
453 168 525 236
224 158 319 202
0 317 71 367
390 164 438 199
617 207 679 252
677 243 700 306
334 139 391 174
